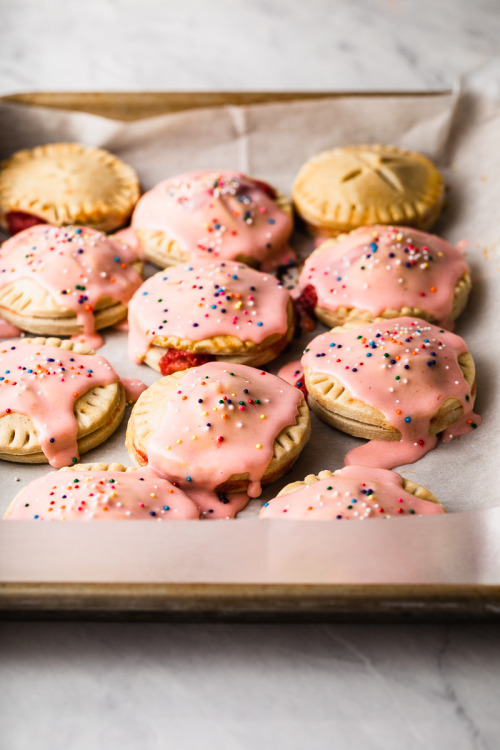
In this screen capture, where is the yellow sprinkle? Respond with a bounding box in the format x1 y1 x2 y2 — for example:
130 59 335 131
260 414 266 419
231 393 236 397
192 435 197 440
109 491 117 498
255 443 262 449
213 407 218 411
438 251 444 257
202 411 208 416
396 233 403 241
166 446 171 450
150 492 156 498
235 301 242 310
176 439 182 444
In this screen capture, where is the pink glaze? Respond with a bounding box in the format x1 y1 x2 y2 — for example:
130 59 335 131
121 377 147 403
5 467 199 520
113 227 142 256
260 465 445 519
131 171 295 269
0 317 21 338
0 225 142 347
146 361 304 518
112 318 130 332
277 360 304 388
128 259 291 364
0 340 120 468
302 317 480 469
298 225 470 328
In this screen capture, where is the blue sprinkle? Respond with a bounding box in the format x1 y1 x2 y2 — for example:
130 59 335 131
163 506 170 511
405 417 411 423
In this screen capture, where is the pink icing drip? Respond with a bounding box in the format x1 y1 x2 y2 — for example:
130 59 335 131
0 225 142 339
121 377 148 403
5 467 199 520
113 227 143 258
112 319 130 333
277 360 304 387
0 317 22 338
0 340 119 468
302 317 480 469
128 259 290 364
146 361 304 518
298 225 470 327
260 465 445 519
131 171 294 267
70 331 105 350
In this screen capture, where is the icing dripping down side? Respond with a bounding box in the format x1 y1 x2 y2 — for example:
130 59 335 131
302 317 480 469
127 259 291 365
131 171 294 267
121 377 148 403
0 224 142 342
0 340 120 467
145 361 304 518
298 225 470 327
0 317 22 338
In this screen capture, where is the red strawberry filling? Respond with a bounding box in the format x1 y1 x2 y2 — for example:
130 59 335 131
6 211 46 235
295 379 308 398
293 284 317 334
159 349 215 376
250 178 277 200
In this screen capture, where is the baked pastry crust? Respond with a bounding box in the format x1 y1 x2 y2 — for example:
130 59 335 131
0 262 142 336
126 367 311 493
292 145 444 236
142 298 295 371
137 190 292 268
0 143 140 233
305 231 471 329
275 468 441 506
0 337 125 463
304 321 476 441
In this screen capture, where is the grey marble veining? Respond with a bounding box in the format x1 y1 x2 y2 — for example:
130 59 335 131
1 0 500 94
1 622 499 750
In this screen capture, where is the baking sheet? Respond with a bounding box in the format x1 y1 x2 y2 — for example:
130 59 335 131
0 61 500 600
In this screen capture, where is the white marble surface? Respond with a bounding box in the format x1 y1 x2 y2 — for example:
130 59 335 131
1 1 500 749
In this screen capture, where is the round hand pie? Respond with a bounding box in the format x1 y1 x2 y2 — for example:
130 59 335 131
292 145 444 236
0 337 125 467
128 259 294 375
260 466 445 519
126 361 311 518
0 224 142 348
297 225 470 329
0 142 140 234
302 317 480 468
130 170 295 270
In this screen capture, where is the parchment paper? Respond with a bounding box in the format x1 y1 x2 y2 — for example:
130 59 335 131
0 60 499 518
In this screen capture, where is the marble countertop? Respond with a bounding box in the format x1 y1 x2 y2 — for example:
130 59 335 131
1 1 500 749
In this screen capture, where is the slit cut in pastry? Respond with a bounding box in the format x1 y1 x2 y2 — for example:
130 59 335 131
292 145 444 237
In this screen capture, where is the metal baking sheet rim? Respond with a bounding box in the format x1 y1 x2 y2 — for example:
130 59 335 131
0 90 499 619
